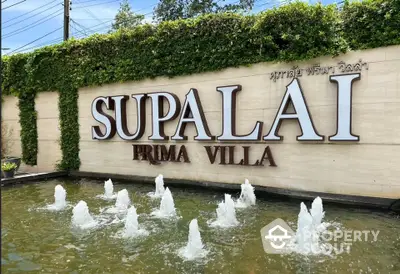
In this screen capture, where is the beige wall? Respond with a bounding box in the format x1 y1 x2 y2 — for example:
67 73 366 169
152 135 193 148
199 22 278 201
36 92 62 172
2 92 61 173
2 96 22 160
3 45 400 199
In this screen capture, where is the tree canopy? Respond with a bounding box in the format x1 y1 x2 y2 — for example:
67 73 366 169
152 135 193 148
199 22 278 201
153 0 255 22
111 0 144 31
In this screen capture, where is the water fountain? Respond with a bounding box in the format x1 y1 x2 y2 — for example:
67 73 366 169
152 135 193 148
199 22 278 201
235 179 256 208
151 187 176 218
45 185 67 211
122 205 148 238
291 197 329 255
179 219 208 260
104 189 131 214
115 189 131 210
310 196 325 228
210 194 239 227
72 201 98 229
102 179 117 199
148 174 165 198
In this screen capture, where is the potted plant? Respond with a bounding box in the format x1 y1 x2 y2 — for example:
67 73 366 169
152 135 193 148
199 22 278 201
2 156 21 171
2 162 17 178
1 121 21 174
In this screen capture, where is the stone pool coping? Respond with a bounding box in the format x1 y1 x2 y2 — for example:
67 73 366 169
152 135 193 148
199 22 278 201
69 171 400 213
1 171 68 186
1 170 399 213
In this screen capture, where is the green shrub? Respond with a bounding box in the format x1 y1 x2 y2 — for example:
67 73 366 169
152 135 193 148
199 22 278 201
342 0 400 50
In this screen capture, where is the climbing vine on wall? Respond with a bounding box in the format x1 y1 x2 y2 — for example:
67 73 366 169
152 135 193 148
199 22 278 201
57 86 80 170
18 91 38 165
1 0 398 170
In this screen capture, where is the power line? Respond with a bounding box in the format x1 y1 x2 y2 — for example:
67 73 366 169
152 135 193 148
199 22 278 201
13 36 64 53
70 1 157 36
71 18 95 34
3 0 59 24
3 1 62 29
3 9 63 38
74 0 102 4
2 0 26 10
70 17 114 20
74 0 120 9
74 0 104 25
71 19 88 36
8 26 63 54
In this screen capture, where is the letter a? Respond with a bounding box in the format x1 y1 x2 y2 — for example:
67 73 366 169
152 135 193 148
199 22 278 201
264 78 324 141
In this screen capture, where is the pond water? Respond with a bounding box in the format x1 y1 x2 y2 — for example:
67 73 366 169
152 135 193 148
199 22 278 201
1 178 399 273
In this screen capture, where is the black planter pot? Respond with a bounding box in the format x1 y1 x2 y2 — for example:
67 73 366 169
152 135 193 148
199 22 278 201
2 169 16 178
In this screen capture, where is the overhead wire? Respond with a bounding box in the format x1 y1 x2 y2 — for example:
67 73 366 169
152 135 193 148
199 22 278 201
7 26 63 54
70 2 157 39
3 1 62 29
73 0 104 25
2 0 26 10
71 19 88 36
3 9 63 38
71 18 95 34
13 36 64 53
3 0 59 24
74 0 120 9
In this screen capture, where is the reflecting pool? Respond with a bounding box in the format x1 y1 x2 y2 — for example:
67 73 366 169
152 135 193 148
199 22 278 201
1 178 399 273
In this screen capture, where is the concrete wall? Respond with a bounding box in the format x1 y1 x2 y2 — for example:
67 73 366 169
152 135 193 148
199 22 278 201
2 92 61 173
3 45 400 199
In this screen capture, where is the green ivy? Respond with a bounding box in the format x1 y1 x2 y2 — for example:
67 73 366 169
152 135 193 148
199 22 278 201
18 91 38 165
57 86 80 170
1 1 399 170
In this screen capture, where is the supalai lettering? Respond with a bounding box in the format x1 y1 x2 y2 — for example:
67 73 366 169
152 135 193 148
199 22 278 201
91 74 362 166
91 74 360 142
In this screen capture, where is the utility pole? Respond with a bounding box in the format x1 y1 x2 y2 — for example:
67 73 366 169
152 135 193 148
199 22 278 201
63 0 70 41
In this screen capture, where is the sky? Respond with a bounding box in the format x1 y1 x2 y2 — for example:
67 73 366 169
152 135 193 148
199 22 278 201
1 0 336 55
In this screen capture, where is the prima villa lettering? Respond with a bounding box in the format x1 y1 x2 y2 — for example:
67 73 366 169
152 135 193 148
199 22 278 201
91 73 362 166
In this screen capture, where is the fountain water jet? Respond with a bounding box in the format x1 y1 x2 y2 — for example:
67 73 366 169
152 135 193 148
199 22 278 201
210 194 239 228
115 189 131 210
72 201 98 229
122 205 148 238
310 196 325 228
179 219 208 260
291 197 330 255
148 174 165 198
151 187 176 218
235 179 256 208
54 185 67 209
104 189 131 214
104 179 117 199
45 185 67 211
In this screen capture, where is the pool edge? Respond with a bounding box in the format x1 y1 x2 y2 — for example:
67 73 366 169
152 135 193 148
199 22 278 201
1 171 68 186
69 171 400 213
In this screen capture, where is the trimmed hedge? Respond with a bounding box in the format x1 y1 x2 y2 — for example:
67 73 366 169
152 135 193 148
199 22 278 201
1 1 399 170
342 0 400 50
